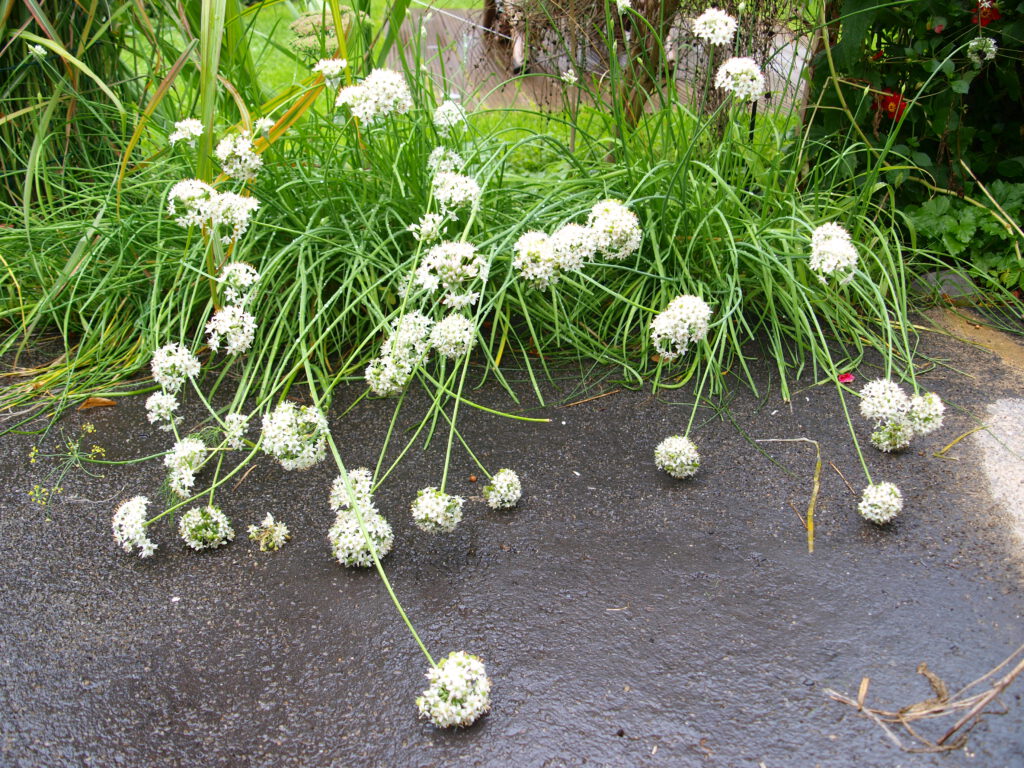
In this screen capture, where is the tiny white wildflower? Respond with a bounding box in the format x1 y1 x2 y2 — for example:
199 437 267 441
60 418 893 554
408 212 448 243
169 118 203 148
28 43 47 60
693 7 738 46
151 343 200 394
247 513 290 551
205 305 256 355
483 468 521 510
313 57 347 88
430 314 477 358
654 435 701 479
650 295 712 360
587 199 642 261
416 651 492 728
967 37 997 67
427 147 464 176
858 482 902 525
179 504 235 550
336 68 412 125
218 262 261 307
548 223 597 272
112 496 156 558
714 57 766 101
253 116 274 137
145 391 180 431
615 0 632 13
222 413 249 450
411 487 464 533
215 132 263 182
433 100 467 137
561 68 578 85
260 402 329 471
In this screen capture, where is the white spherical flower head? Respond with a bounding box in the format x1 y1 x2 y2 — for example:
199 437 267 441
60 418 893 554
329 468 376 513
215 132 263 182
654 435 701 479
335 68 412 125
169 118 203 147
415 241 489 307
253 117 274 138
417 651 492 728
408 212 448 243
179 504 235 550
858 482 903 525
164 437 207 497
205 305 256 355
167 179 215 229
247 513 290 551
151 342 200 394
967 37 997 67
222 413 249 450
328 511 394 567
512 231 559 289
218 262 261 306
433 100 467 137
483 468 522 510
650 294 712 360
809 222 858 283
365 312 435 396
312 57 347 87
112 496 156 558
145 391 180 430
859 379 911 423
870 419 915 453
260 401 329 471
411 487 464 533
208 191 260 244
427 147 464 176
714 57 766 101
431 171 481 213
549 223 598 272
561 68 578 85
587 199 642 261
430 314 477 359
693 7 738 46
908 392 944 436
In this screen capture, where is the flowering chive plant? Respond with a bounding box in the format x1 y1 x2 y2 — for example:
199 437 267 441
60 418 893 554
179 504 235 550
416 651 492 728
482 468 522 510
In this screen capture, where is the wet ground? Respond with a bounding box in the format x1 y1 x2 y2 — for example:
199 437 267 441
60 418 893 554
2 308 1023 767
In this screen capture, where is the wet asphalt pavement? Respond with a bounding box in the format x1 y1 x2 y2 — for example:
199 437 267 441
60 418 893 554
2 309 1023 767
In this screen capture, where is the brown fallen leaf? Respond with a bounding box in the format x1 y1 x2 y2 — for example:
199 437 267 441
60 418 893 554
77 397 117 410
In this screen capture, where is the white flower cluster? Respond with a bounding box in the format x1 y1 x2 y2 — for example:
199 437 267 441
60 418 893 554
365 311 434 396
587 199 643 261
254 117 274 137
313 57 347 88
169 118 203 148
650 294 712 360
164 436 207 497
416 651 492 728
858 482 902 525
150 342 200 394
431 171 482 214
809 222 858 284
433 99 466 137
482 468 522 510
408 212 448 243
112 496 156 557
145 391 180 431
167 180 260 244
222 413 249 450
218 262 261 306
427 147 464 175
693 7 738 46
336 68 412 125
561 68 578 85
416 241 489 309
411 486 464 533
247 513 290 551
430 314 477 358
260 401 329 470
215 132 263 182
654 435 701 479
179 504 235 550
549 223 597 272
967 37 997 67
714 57 766 101
205 305 256 355
327 468 394 567
859 379 944 452
512 231 560 289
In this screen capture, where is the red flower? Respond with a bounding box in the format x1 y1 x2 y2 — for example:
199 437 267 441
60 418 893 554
878 89 907 120
870 49 885 61
972 2 1001 27
838 373 855 384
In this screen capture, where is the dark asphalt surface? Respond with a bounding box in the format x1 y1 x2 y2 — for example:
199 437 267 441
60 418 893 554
2 312 1023 767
